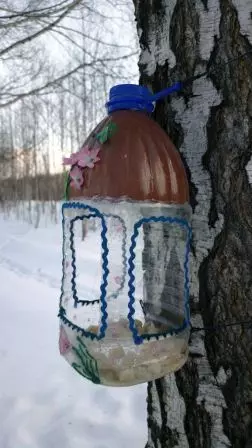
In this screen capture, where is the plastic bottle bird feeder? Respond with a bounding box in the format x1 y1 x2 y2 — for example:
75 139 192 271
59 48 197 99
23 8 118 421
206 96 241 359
59 84 192 387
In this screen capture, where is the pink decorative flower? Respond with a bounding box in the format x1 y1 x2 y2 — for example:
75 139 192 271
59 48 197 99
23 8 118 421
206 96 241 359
69 165 84 190
63 152 80 166
77 145 101 169
63 144 101 169
59 326 72 355
63 143 100 190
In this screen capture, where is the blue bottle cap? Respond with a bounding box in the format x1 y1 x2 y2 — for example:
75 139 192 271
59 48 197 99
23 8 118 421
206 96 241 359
106 84 154 114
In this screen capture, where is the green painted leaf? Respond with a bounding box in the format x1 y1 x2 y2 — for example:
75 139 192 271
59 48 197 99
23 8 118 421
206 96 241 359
107 122 117 138
96 127 108 144
71 336 100 384
96 122 118 144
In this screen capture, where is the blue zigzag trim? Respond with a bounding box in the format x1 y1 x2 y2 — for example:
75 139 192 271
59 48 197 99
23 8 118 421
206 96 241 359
69 213 97 308
59 204 66 309
58 307 100 340
128 216 192 345
61 202 109 340
100 215 109 338
78 299 100 306
68 211 127 306
77 215 127 305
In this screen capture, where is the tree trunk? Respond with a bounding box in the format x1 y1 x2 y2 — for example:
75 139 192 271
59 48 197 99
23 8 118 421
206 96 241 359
133 1 252 447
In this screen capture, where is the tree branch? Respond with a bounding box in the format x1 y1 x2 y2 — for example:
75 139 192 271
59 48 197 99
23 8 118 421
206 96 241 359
0 0 73 19
53 23 132 48
0 51 137 108
0 0 82 58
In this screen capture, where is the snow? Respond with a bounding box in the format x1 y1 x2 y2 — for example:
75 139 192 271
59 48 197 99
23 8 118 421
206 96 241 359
0 205 147 448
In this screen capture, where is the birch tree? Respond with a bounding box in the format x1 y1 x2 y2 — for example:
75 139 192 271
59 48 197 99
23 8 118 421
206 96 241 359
133 0 252 446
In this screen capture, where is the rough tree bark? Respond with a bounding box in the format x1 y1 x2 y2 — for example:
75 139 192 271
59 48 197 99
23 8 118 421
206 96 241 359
133 1 252 447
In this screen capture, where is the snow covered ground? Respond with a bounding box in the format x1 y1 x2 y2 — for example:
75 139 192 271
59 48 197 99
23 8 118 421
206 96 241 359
0 204 147 448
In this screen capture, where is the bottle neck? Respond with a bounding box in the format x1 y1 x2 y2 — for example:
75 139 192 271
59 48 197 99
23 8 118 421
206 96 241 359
106 84 154 114
105 82 183 115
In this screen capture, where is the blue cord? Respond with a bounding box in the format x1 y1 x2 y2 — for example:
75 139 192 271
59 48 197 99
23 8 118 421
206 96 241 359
151 82 183 102
127 216 192 345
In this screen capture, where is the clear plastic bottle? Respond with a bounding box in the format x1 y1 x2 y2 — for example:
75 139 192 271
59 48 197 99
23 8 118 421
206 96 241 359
59 84 192 386
59 198 191 386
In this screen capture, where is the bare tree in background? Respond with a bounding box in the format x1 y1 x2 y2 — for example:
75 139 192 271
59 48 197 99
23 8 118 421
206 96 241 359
0 0 138 223
0 0 137 108
133 1 252 447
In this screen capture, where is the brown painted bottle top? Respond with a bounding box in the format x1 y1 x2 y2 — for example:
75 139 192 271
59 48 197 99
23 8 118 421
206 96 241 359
69 110 189 204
